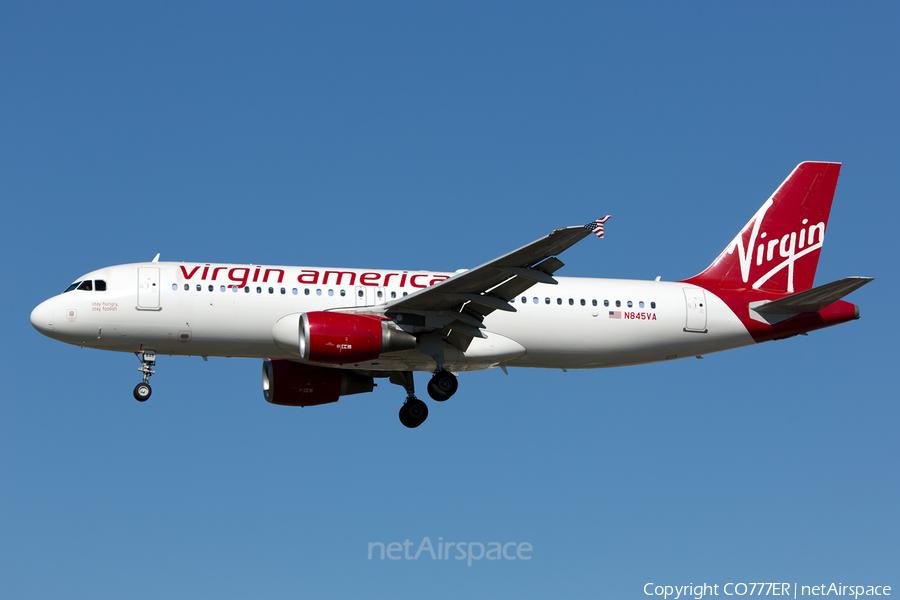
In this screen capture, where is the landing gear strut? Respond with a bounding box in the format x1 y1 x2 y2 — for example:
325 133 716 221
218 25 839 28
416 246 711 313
391 371 428 428
427 369 458 402
133 351 156 402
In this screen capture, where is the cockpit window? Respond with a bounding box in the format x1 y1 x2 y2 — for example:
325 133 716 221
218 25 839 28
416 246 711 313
65 279 105 292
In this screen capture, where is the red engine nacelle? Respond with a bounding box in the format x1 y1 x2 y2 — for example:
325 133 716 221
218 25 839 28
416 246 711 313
299 311 416 364
262 359 375 407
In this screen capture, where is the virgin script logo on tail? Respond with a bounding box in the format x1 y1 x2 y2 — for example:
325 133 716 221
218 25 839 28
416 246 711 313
724 198 826 293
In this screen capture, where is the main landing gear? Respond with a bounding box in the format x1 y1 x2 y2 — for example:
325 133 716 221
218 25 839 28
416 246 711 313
392 369 459 428
133 350 156 402
427 369 458 402
392 371 427 428
399 397 428 429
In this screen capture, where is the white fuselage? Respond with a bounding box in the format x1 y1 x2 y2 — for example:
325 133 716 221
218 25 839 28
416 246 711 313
31 262 757 373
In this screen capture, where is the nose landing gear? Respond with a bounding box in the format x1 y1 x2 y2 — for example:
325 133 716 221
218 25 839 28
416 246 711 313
133 351 156 402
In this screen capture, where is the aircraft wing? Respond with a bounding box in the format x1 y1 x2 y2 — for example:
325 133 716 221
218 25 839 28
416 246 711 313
378 224 598 350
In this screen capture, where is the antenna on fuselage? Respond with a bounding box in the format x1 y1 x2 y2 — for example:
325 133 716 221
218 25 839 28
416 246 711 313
151 253 160 263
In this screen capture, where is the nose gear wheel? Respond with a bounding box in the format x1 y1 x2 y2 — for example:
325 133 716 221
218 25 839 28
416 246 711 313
133 351 156 402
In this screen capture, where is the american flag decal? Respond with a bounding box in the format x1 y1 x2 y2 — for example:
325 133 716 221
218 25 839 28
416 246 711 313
585 215 611 238
608 311 621 319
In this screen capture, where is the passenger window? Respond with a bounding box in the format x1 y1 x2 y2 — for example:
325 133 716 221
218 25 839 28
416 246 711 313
376 291 382 299
592 300 597 307
316 289 322 296
603 300 609 307
244 286 250 293
390 291 396 299
533 297 538 304
627 301 633 308
256 287 262 294
639 301 644 308
268 287 274 294
95 280 107 291
305 289 310 295
545 297 550 304
184 284 189 291
358 290 363 298
615 300 621 307
556 298 562 305
172 284 177 291
569 298 574 305
220 285 226 292
280 287 285 294
329 289 334 297
232 286 238 293
651 302 656 309
403 292 408 297
292 288 298 295
521 296 527 303
580 299 585 306
208 285 213 292
341 290 347 297
196 284 201 291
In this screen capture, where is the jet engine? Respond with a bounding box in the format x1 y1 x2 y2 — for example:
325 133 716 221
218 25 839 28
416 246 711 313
262 359 375 407
298 311 416 364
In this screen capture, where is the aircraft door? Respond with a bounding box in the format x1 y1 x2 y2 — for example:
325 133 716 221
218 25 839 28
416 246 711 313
683 288 707 333
137 267 161 310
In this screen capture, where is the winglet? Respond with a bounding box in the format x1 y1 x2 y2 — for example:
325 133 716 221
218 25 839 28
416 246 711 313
585 216 611 238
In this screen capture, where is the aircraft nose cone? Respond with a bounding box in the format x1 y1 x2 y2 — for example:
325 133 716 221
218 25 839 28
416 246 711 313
30 299 55 336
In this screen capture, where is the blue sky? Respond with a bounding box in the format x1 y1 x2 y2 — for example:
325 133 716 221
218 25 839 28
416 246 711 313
2 2 897 598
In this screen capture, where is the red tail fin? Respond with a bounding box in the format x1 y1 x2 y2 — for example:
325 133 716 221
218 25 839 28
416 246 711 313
683 162 841 293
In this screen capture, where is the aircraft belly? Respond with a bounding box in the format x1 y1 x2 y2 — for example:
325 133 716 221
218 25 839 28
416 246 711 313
326 332 526 373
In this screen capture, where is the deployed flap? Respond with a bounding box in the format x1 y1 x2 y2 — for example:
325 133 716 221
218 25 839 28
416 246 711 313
383 226 593 315
754 276 873 315
444 256 570 352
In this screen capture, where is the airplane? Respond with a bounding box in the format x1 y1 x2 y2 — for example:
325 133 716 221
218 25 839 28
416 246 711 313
30 162 872 428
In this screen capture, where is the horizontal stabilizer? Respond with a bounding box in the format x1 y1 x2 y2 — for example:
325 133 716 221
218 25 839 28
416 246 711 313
755 277 874 315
